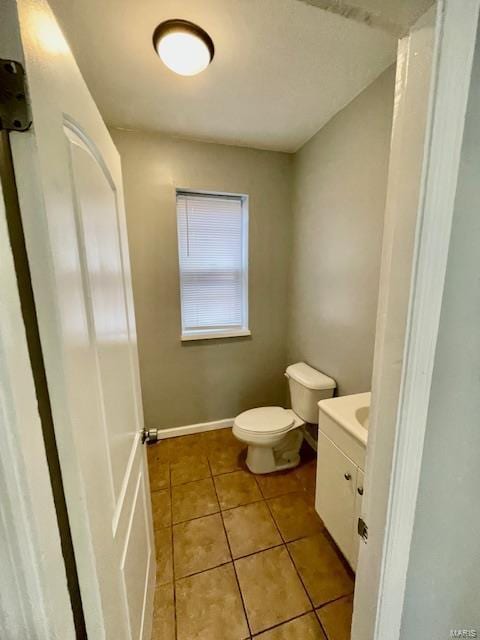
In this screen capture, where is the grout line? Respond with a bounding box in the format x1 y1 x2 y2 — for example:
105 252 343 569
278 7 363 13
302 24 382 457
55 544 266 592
264 497 315 611
173 499 326 576
210 465 244 478
170 475 212 488
263 489 350 640
252 500 320 637
220 530 286 564
167 462 177 640
170 471 212 488
173 503 326 566
154 435 349 639
174 558 234 583
218 496 265 512
208 456 253 639
170 473 214 491
250 469 262 495
250 609 320 638
150 487 170 496
315 591 355 611
315 608 331 640
284 542 317 613
257 486 305 501
166 491 309 526
172 507 221 527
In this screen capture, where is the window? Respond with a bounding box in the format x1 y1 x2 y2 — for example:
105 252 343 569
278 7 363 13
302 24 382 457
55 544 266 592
176 190 249 341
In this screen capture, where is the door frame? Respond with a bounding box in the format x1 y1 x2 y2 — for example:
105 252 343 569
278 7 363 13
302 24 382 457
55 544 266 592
353 1 480 638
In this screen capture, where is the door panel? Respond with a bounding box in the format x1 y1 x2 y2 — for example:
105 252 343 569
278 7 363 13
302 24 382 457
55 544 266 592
7 0 156 637
114 440 154 640
316 432 356 565
65 123 138 501
121 462 151 640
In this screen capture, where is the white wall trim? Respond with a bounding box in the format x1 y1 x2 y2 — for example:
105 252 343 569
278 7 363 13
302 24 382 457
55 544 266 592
156 418 234 439
372 2 479 639
181 329 251 342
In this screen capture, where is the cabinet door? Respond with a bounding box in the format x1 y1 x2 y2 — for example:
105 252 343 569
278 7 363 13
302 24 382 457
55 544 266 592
316 432 357 565
351 469 365 571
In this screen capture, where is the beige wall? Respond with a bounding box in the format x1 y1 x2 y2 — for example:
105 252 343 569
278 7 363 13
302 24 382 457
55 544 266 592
111 129 292 428
113 67 394 426
288 66 395 396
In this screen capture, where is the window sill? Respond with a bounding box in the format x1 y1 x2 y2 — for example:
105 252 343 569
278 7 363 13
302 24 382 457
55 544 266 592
181 329 251 342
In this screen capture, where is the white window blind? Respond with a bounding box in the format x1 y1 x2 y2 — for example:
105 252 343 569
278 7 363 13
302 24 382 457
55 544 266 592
176 191 249 340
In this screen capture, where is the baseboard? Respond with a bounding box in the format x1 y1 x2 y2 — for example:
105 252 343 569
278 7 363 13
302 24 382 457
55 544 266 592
156 417 234 439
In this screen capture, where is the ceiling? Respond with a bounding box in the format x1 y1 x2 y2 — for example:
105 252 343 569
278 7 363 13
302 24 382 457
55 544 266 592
49 0 397 152
301 0 435 36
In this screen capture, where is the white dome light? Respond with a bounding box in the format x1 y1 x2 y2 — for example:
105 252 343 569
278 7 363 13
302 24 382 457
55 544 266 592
153 20 214 77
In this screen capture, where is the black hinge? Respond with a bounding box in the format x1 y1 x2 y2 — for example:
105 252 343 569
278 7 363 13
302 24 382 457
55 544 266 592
0 59 32 132
358 517 368 542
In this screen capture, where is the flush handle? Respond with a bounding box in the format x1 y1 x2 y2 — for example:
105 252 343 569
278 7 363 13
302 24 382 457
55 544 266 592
344 473 352 481
358 487 364 496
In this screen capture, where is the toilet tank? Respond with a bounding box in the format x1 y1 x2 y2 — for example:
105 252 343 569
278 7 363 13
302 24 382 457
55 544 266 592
286 362 336 424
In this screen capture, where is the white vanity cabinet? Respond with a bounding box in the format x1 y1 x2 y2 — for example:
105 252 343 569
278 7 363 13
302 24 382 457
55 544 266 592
316 432 364 569
314 392 370 572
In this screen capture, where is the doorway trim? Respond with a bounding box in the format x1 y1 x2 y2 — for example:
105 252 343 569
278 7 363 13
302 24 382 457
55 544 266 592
353 1 480 638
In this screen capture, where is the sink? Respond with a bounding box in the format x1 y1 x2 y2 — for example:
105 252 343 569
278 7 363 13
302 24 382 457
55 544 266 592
317 392 370 468
318 392 370 446
355 405 369 430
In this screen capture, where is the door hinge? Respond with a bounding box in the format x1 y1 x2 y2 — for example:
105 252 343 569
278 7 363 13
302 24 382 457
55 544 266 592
0 60 32 132
358 517 368 542
142 428 159 445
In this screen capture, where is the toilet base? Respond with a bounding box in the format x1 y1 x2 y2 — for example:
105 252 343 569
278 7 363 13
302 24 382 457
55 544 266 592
245 429 303 474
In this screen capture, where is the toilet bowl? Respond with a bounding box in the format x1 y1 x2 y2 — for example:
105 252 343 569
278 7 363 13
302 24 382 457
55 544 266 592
233 363 336 474
233 407 305 474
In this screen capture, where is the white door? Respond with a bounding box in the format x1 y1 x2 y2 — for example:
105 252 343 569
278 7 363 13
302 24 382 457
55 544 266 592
4 0 155 638
0 148 74 638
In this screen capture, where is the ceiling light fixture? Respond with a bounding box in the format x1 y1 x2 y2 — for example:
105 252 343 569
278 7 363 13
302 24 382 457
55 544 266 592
152 19 215 77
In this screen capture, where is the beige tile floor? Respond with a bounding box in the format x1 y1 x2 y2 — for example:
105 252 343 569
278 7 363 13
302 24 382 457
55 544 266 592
148 428 354 640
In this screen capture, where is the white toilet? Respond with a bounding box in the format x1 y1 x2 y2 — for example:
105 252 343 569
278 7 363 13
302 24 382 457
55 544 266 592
233 362 336 474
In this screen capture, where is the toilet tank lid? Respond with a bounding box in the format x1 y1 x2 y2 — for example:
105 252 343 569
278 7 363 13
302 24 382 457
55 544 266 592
286 362 336 390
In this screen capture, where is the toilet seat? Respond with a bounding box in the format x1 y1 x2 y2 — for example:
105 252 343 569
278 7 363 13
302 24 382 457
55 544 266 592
234 407 295 435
